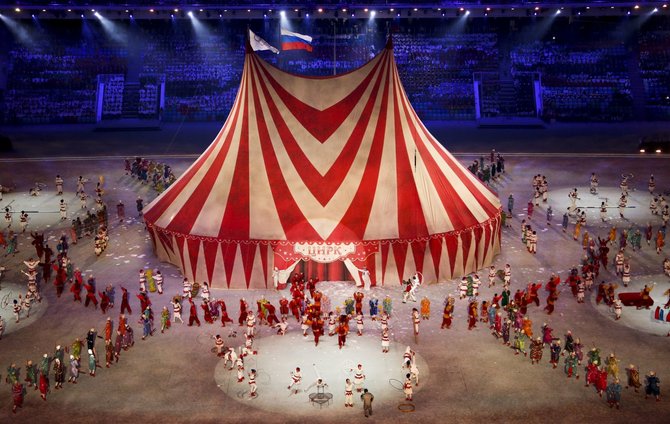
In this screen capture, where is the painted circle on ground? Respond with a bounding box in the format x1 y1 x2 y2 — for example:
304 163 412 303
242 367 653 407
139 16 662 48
214 330 428 417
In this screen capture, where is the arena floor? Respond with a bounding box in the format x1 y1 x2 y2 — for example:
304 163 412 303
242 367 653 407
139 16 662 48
0 122 669 423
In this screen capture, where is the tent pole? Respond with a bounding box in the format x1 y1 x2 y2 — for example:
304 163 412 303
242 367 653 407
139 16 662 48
333 19 337 76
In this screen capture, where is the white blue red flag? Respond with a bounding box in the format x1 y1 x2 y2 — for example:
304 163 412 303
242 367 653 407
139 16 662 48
280 28 313 52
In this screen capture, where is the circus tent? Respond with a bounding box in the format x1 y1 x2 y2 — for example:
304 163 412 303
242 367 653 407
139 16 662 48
143 39 502 289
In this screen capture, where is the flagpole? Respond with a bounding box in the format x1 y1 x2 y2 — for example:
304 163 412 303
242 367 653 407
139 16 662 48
332 19 336 76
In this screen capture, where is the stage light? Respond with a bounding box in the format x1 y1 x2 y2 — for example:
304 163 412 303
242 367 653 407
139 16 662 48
42 9 46 12
639 149 646 153
199 9 203 12
370 11 376 18
149 9 154 13
67 9 71 12
465 10 471 16
556 10 561 15
460 8 464 12
280 10 286 17
653 8 659 13
486 7 491 12
94 12 101 19
364 8 368 12
342 8 347 12
91 9 95 12
318 8 323 13
656 149 662 153
413 8 418 12
174 9 179 13
81 14 84 18
188 11 193 17
634 5 640 9
390 8 394 12
535 7 540 11
294 9 298 12
15 8 20 12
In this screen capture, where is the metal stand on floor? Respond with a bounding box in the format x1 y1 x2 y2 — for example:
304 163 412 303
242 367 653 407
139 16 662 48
308 385 333 409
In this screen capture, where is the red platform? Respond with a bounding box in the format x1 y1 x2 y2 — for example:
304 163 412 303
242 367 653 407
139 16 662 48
618 292 654 308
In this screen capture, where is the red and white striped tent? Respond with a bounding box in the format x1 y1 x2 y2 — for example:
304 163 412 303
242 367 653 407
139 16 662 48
144 39 502 289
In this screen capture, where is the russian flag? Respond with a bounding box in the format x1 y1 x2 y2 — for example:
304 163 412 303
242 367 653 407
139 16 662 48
281 28 313 52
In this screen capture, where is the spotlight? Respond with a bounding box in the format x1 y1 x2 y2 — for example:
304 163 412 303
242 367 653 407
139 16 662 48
556 10 561 15
188 11 193 17
81 14 84 18
364 8 368 12
390 8 394 12
280 10 286 17
199 9 203 12
306 13 309 17
15 8 20 12
318 8 323 13
174 9 179 13
149 9 154 13
465 10 471 16
94 12 101 19
371 11 376 17
91 9 95 12
653 8 659 13
634 5 640 9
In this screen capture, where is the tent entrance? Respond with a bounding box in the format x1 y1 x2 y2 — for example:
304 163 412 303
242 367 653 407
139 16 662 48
296 259 353 282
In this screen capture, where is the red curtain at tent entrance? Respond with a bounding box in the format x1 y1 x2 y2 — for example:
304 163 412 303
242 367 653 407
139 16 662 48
297 260 351 281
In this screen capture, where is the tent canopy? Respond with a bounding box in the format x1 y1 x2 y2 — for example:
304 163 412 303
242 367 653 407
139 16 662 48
144 39 502 289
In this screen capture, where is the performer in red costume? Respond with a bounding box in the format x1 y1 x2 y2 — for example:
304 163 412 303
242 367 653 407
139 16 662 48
353 291 364 315
238 298 248 326
188 298 201 327
136 292 150 313
120 287 132 314
70 276 83 302
217 299 233 327
289 298 301 322
202 300 214 324
337 316 349 349
99 291 110 314
12 381 25 413
265 301 279 326
279 296 289 320
84 281 98 309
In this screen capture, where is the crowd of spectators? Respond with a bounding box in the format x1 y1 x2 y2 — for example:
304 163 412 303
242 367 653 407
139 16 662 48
2 18 669 124
511 38 632 121
638 27 670 120
101 74 125 119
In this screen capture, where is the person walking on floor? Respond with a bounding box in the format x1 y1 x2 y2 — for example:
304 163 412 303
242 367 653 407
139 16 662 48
361 388 374 417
